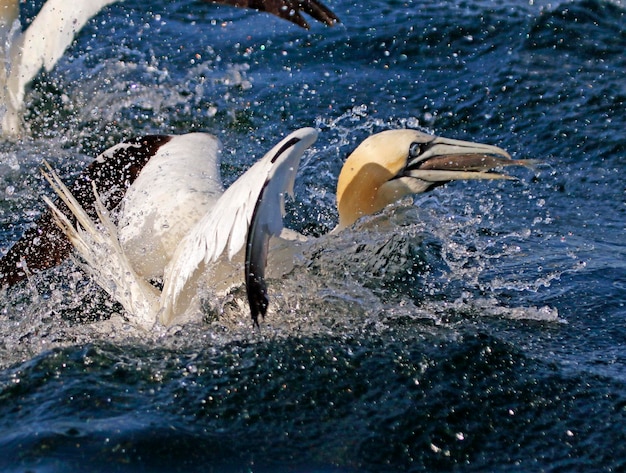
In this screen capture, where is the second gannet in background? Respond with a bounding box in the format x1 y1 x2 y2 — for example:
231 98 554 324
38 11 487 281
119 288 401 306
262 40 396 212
2 127 533 329
0 0 338 136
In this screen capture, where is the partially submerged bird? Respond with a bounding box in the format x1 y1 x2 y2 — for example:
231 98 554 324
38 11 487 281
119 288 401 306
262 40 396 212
1 127 533 329
0 0 338 136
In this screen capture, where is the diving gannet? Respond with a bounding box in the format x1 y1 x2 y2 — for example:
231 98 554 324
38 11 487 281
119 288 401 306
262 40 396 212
0 0 338 136
1 128 533 328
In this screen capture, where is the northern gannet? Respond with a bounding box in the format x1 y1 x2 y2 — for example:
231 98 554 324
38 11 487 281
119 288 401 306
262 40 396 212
0 127 533 328
0 0 338 136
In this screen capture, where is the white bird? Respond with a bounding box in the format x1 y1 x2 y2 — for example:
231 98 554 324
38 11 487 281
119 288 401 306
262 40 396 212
6 127 534 329
41 128 317 329
0 0 338 137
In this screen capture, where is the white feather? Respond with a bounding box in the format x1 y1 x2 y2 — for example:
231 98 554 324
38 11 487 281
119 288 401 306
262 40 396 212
41 128 318 327
41 163 160 330
0 0 336 136
243 129 317 323
159 128 318 324
0 0 117 135
117 133 223 280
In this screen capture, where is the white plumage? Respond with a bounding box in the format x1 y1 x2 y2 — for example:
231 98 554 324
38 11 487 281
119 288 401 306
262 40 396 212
42 161 161 331
0 0 118 135
0 0 338 136
43 128 319 328
117 133 224 280
37 126 534 329
159 130 315 323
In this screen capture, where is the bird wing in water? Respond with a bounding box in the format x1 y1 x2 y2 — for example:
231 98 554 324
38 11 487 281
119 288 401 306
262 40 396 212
116 133 224 281
159 127 318 325
245 130 318 324
3 129 317 327
11 0 337 98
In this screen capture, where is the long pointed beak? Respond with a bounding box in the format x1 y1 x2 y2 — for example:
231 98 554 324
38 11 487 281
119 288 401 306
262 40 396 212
405 136 535 183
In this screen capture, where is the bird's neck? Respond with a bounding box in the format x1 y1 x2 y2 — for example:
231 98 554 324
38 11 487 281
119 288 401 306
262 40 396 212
336 158 395 230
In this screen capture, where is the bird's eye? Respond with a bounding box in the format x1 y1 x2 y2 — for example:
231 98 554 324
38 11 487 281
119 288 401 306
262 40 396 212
409 142 423 158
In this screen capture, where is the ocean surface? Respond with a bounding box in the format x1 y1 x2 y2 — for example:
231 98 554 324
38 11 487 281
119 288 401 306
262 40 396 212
0 0 625 471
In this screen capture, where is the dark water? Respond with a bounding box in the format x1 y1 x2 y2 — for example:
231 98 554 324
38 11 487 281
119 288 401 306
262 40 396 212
0 0 625 471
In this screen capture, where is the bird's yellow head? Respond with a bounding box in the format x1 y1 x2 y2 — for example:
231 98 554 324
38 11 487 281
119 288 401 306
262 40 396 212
336 129 531 230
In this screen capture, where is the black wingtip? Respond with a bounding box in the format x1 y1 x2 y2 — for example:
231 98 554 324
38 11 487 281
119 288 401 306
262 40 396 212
204 1 339 29
247 271 268 328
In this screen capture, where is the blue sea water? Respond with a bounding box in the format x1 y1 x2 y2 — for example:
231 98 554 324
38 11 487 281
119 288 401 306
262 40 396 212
0 0 625 471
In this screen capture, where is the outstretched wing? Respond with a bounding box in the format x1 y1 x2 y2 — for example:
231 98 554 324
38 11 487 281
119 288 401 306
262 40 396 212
245 131 317 324
10 0 118 107
160 127 318 325
207 0 339 28
12 0 338 102
1 0 337 134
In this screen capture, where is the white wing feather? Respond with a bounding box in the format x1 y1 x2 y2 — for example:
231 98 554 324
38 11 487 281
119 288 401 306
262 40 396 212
117 133 223 280
245 129 318 323
38 128 317 327
160 128 318 323
41 163 160 330
0 0 118 134
10 0 118 107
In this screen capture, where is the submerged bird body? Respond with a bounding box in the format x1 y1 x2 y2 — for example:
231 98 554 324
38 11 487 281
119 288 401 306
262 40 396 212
39 128 318 328
0 0 338 136
1 126 533 328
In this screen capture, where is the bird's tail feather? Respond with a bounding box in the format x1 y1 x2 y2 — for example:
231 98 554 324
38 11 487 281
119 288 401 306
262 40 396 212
41 162 159 330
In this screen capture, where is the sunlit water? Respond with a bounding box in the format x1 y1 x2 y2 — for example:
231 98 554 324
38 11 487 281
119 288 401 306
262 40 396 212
0 0 624 471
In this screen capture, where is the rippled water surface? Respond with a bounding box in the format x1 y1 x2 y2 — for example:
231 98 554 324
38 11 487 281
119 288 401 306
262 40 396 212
0 0 625 471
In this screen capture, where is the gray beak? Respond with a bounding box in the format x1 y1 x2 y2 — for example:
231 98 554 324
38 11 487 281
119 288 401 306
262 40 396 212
404 136 534 183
